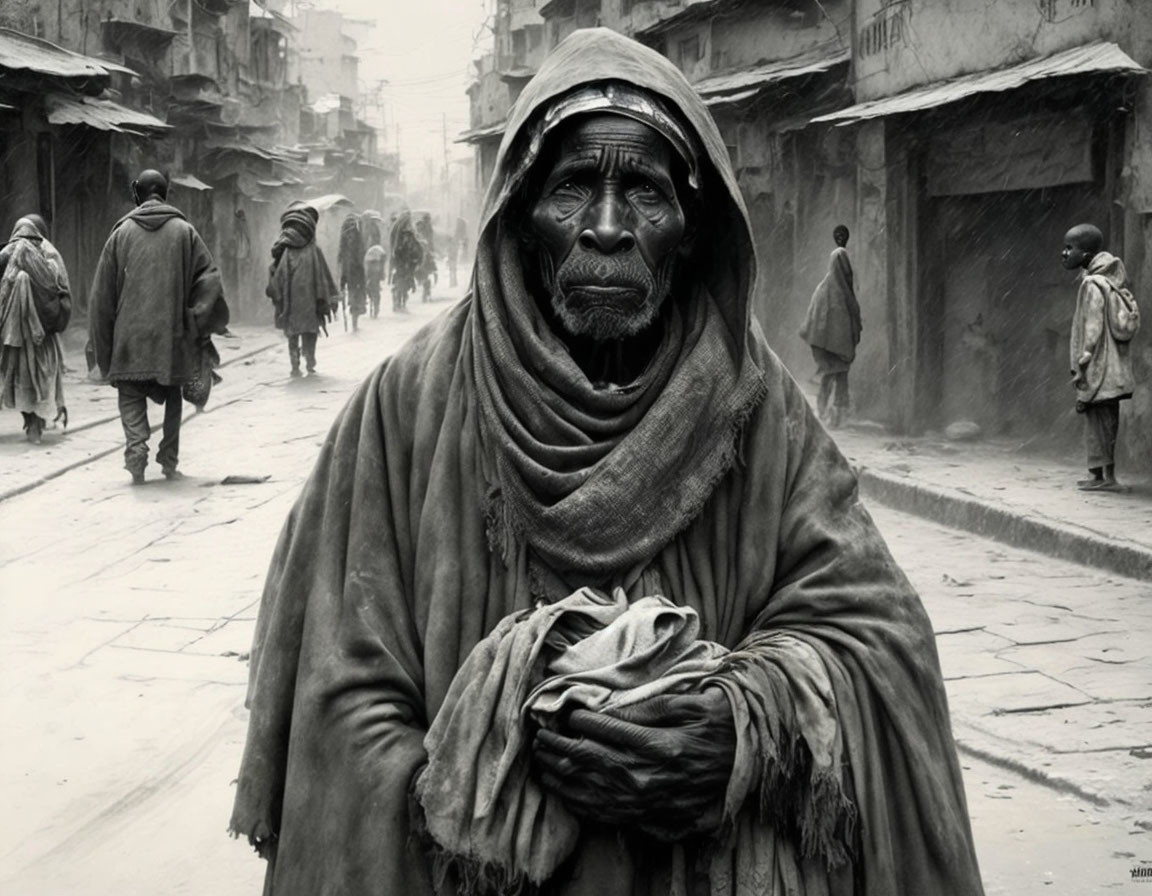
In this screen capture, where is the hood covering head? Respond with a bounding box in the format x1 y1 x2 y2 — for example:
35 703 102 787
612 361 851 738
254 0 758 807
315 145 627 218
481 27 756 348
468 28 767 588
1087 250 1129 290
8 218 43 243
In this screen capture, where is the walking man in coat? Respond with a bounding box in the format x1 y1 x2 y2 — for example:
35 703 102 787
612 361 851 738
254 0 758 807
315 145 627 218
89 170 228 485
1062 223 1137 491
800 224 861 428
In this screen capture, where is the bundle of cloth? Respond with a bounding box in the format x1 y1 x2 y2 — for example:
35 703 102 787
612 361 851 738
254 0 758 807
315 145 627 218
415 586 848 895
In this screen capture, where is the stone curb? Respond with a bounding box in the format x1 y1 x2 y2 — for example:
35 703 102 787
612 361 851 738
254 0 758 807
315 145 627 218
0 336 284 505
856 466 1152 582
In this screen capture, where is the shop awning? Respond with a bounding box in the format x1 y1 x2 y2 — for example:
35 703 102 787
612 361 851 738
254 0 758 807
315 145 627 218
171 174 213 191
0 27 136 80
813 41 1146 126
697 48 849 106
45 94 170 133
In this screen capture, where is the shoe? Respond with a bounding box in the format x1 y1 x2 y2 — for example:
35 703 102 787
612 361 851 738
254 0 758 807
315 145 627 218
290 368 303 378
1076 478 1103 488
130 470 146 486
1079 478 1121 492
162 467 184 481
24 415 45 444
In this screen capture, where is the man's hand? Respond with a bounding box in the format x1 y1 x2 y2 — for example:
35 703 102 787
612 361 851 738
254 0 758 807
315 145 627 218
532 688 736 839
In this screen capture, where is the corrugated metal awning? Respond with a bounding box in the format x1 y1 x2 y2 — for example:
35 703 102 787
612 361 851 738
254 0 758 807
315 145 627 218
0 27 136 80
814 41 1146 126
696 48 849 105
46 94 170 133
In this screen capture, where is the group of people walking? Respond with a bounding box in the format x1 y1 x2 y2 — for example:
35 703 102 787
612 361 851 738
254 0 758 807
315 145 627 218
0 171 461 484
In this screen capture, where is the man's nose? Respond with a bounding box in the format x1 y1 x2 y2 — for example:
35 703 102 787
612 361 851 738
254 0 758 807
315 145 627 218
579 194 636 254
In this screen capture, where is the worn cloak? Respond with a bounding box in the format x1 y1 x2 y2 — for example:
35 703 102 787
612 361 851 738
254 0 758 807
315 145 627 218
268 240 338 337
232 28 983 896
89 200 228 384
800 247 860 367
1071 251 1135 404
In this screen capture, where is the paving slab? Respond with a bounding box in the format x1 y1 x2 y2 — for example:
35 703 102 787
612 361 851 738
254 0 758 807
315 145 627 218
835 425 1152 581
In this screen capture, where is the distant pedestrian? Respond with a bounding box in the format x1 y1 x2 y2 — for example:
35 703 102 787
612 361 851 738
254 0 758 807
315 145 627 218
364 243 387 318
1062 223 1138 491
338 213 367 332
389 211 422 312
268 201 338 377
800 224 861 428
415 211 437 302
89 170 229 484
0 216 71 443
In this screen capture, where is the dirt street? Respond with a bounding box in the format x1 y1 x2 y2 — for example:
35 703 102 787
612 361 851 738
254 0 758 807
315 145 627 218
1 291 1148 894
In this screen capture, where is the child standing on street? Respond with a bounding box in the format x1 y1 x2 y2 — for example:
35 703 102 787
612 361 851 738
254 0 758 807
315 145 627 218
1061 223 1138 491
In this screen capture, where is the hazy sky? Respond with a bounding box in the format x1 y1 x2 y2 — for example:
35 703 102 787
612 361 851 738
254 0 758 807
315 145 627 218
322 0 494 184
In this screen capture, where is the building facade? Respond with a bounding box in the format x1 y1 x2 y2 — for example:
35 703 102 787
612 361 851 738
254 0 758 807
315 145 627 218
465 0 1152 471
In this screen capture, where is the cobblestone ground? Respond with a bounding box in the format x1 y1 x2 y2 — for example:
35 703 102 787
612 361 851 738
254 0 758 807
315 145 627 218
870 505 1152 893
1 294 1149 893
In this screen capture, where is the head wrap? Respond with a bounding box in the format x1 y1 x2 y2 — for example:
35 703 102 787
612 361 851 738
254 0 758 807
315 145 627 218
271 207 318 265
509 81 701 195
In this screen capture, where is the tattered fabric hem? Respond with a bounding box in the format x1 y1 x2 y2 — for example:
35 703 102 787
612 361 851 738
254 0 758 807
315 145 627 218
410 785 543 896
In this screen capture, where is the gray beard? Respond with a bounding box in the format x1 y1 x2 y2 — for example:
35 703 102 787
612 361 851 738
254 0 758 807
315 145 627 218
541 248 677 341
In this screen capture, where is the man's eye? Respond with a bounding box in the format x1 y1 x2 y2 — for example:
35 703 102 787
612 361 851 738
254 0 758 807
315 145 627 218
552 180 586 197
630 180 662 200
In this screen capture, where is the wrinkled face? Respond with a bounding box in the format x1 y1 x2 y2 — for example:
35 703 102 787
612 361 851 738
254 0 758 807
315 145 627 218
528 114 689 341
1061 233 1091 270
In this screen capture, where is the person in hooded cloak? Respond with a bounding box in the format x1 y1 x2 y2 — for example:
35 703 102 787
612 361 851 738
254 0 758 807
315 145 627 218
389 210 423 312
267 202 339 376
0 216 71 443
89 170 228 483
229 29 983 896
338 212 367 331
800 225 861 428
416 211 438 302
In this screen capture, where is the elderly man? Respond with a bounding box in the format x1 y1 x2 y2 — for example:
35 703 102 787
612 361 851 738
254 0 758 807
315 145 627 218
90 170 228 484
230 30 983 896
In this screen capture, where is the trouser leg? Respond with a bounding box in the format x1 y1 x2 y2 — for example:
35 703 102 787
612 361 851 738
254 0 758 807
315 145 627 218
302 332 318 371
1084 399 1120 471
156 385 183 472
117 383 151 473
817 375 833 419
288 334 301 372
834 372 850 411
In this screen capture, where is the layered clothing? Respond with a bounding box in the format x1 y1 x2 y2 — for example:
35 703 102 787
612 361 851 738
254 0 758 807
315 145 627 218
231 27 982 896
89 200 227 384
267 211 338 336
338 214 367 317
800 247 860 372
0 220 70 418
1071 250 1134 405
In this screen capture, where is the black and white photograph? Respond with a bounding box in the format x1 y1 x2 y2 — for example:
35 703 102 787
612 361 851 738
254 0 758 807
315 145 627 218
0 0 1150 893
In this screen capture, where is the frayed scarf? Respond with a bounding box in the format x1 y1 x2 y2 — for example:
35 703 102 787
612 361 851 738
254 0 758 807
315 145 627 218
472 231 766 589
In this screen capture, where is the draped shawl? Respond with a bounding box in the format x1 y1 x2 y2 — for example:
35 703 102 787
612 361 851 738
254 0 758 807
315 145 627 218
267 214 338 336
231 27 983 896
0 227 67 417
800 247 861 365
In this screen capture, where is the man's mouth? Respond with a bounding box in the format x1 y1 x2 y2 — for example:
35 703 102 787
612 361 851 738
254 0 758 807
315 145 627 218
563 284 645 309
